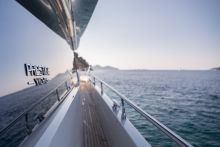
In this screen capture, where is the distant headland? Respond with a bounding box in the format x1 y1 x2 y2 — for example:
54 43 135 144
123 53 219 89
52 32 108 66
211 67 220 70
92 65 119 70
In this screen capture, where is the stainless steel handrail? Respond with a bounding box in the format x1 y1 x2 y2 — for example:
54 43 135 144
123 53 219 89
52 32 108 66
89 74 193 147
0 78 74 136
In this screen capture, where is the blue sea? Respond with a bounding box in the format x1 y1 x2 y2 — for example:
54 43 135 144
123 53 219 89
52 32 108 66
93 70 220 147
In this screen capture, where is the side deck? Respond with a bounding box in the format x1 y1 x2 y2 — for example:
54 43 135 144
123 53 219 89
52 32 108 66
20 79 150 147
80 82 110 147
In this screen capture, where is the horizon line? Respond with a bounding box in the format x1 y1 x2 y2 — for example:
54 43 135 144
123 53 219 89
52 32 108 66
92 65 220 71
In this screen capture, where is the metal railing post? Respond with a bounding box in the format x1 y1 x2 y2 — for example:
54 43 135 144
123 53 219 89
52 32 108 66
101 82 103 95
25 113 31 135
56 89 60 101
65 81 69 90
121 98 126 119
93 77 96 86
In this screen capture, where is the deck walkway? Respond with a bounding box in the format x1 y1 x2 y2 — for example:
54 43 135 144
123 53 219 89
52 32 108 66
80 82 110 147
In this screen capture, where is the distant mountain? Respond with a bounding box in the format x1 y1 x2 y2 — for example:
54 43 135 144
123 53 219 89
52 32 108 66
212 67 220 70
92 65 119 70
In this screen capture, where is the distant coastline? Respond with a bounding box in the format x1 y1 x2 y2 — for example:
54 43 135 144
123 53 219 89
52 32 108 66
212 67 220 70
92 65 119 70
92 65 220 71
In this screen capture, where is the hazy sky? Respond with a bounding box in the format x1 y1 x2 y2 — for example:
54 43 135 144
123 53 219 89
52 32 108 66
78 0 220 70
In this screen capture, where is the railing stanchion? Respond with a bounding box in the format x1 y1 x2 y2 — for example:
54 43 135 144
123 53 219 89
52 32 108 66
56 89 60 101
101 82 103 95
93 77 96 86
65 81 69 90
25 113 31 135
121 98 126 119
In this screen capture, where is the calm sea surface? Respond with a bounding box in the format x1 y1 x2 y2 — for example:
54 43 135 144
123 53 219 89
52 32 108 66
93 70 220 147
